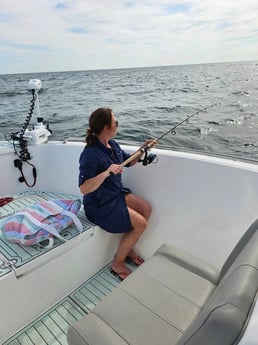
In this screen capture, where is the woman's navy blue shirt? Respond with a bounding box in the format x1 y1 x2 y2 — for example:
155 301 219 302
79 139 132 233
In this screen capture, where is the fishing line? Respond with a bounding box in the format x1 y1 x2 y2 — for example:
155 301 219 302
156 104 212 141
122 103 214 167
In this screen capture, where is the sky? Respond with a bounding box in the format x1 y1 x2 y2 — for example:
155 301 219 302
0 0 258 74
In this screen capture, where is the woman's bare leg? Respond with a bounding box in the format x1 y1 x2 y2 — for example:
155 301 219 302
111 194 152 279
125 193 152 220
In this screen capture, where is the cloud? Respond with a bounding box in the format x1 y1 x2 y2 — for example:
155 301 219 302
165 4 190 14
0 0 258 73
70 27 89 34
55 2 69 10
0 40 49 51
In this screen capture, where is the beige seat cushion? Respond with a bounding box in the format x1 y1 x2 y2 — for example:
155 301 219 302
67 244 217 345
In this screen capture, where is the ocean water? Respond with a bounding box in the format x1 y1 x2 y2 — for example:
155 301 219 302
1 60 258 160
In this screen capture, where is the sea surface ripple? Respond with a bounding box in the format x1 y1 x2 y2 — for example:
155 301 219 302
1 60 258 160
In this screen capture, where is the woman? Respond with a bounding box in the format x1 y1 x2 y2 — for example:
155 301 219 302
79 107 156 280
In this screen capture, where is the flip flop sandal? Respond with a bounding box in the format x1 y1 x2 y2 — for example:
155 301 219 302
125 255 145 267
110 268 131 281
0 197 13 207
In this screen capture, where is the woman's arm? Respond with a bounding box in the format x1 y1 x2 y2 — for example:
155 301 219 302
80 170 109 195
79 164 123 195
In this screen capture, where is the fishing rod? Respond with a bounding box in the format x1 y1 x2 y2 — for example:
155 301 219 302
156 104 211 141
121 104 212 168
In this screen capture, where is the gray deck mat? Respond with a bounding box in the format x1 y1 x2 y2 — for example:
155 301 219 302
0 192 95 277
3 264 136 345
1 191 136 344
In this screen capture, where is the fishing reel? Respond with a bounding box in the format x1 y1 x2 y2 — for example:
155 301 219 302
139 148 158 166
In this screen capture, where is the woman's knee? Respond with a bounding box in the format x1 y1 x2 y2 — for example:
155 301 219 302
137 216 147 232
129 209 148 233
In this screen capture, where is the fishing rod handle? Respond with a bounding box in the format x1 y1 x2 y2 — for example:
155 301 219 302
121 150 143 168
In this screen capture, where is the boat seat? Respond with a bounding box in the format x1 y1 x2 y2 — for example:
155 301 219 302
67 219 258 345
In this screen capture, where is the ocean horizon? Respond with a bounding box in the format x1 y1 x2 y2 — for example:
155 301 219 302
1 60 258 160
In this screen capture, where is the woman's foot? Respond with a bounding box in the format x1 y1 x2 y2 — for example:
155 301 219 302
126 249 145 266
125 255 144 266
111 261 131 281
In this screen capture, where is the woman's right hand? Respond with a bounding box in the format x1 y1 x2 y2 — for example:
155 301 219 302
80 164 123 195
108 164 123 175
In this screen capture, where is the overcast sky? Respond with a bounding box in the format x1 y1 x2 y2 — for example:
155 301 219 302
1 0 258 74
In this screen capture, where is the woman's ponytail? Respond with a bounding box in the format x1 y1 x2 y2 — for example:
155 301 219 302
85 128 97 146
85 108 112 146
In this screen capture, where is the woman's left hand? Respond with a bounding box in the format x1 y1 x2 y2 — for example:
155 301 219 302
140 139 158 150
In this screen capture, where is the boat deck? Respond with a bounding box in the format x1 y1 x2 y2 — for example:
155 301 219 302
0 191 94 277
3 264 129 345
0 191 136 344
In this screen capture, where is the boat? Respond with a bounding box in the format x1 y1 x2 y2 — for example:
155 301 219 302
0 80 257 345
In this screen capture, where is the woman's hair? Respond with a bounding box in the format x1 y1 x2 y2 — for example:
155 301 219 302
85 107 112 146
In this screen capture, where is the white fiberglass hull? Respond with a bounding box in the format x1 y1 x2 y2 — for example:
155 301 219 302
0 141 258 344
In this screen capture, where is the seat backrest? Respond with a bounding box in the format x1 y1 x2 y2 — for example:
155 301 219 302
219 218 258 279
177 219 258 345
